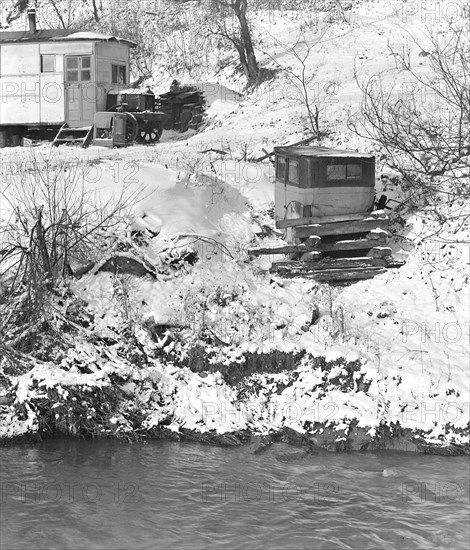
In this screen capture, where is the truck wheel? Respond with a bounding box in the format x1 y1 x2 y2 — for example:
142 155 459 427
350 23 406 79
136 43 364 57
124 113 139 143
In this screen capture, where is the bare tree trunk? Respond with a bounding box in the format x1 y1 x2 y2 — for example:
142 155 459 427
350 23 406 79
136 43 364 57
49 0 67 28
234 41 249 79
233 0 259 85
91 0 100 22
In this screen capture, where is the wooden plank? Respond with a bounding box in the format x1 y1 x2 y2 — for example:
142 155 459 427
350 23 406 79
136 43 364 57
276 211 376 229
271 266 387 281
271 261 323 271
311 267 387 281
249 244 317 256
62 129 89 134
273 257 388 270
318 238 385 252
307 257 387 269
52 122 68 147
294 218 390 239
81 125 94 149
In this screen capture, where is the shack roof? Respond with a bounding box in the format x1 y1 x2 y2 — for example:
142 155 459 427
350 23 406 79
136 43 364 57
0 29 136 47
274 146 374 159
159 90 203 103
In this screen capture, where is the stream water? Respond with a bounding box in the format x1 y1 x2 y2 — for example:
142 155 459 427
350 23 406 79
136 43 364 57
1 439 469 549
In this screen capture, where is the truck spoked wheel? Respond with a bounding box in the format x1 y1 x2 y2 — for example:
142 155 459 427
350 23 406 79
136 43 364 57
138 121 163 143
122 112 138 144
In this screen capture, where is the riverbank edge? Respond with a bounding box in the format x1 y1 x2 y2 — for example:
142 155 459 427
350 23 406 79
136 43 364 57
1 345 468 455
1 424 468 456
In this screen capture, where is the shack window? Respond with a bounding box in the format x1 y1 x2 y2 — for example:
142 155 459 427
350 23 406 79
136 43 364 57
346 164 362 179
327 163 363 181
112 64 126 84
66 56 91 82
66 57 78 81
41 54 55 73
327 164 346 181
288 159 299 184
81 56 91 81
277 157 286 180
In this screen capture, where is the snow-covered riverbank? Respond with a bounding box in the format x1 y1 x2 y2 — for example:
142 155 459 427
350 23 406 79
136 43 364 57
1 335 468 455
0 158 468 454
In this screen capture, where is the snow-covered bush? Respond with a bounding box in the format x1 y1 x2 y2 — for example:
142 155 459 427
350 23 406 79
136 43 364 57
0 152 138 352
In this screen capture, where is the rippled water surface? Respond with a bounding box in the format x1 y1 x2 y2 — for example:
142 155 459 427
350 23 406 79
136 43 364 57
1 439 469 549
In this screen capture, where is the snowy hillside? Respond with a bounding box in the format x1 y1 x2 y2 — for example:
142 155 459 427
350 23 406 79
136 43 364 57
0 1 468 452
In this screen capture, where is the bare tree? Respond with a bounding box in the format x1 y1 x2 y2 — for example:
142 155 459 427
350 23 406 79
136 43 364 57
262 26 332 137
47 0 68 28
352 25 469 181
350 23 469 236
28 0 102 29
205 0 260 86
99 1 211 83
162 0 261 83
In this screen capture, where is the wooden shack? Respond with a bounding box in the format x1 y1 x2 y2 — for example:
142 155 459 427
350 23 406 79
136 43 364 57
274 146 376 227
0 8 135 146
157 88 204 131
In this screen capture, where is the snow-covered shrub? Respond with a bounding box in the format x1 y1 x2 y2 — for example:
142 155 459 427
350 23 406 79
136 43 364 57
0 153 138 352
5 336 162 438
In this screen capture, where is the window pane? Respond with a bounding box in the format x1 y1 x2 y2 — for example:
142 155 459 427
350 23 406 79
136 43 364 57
66 57 78 69
66 70 78 82
347 164 362 179
112 64 126 84
81 56 91 69
288 159 299 183
41 54 55 72
81 70 91 81
277 157 286 179
327 164 346 181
